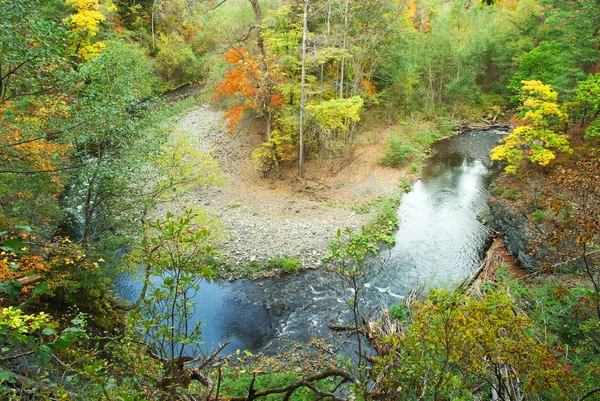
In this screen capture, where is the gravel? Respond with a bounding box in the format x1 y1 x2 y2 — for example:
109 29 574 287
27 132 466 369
166 105 397 273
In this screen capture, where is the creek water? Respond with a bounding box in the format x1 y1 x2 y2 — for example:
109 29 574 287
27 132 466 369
116 130 505 355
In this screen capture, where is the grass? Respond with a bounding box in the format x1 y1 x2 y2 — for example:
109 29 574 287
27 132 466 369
266 256 300 273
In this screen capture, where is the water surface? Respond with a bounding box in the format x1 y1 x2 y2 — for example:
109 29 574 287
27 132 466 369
117 130 505 354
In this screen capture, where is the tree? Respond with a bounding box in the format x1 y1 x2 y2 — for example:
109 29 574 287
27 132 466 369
375 290 573 401
128 209 222 398
576 73 600 138
0 0 74 234
64 0 113 60
546 151 600 319
491 80 571 174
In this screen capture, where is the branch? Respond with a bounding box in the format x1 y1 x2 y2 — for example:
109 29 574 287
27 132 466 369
0 163 87 175
196 341 230 370
208 0 229 11
578 387 600 401
0 58 36 82
0 350 35 362
226 369 355 401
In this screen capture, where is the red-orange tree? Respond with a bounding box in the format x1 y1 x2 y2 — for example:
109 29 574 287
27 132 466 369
215 47 283 135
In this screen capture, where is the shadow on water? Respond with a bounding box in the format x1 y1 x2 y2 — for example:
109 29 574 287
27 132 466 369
115 130 506 355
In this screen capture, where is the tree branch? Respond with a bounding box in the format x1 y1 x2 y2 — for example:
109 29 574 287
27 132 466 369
226 369 355 401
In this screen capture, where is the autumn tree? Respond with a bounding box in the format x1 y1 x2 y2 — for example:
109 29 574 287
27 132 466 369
0 0 75 234
543 150 600 319
491 80 571 174
64 0 113 60
375 290 573 401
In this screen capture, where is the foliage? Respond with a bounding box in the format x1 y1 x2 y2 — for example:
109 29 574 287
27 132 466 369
531 209 546 224
216 47 283 133
576 74 600 138
375 289 574 400
266 256 300 274
388 303 408 321
379 138 417 167
65 0 113 60
153 33 202 87
491 80 571 174
127 209 217 397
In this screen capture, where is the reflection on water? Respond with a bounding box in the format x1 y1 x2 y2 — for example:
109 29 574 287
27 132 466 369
116 273 273 354
375 131 503 291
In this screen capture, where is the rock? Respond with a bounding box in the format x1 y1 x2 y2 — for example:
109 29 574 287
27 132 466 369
487 198 540 269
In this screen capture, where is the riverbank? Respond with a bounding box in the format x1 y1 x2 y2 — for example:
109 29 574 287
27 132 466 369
157 104 407 277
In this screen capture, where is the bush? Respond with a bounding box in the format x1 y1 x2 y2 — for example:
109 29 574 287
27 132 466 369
267 256 300 273
379 137 417 167
531 209 546 223
389 303 409 321
153 33 201 87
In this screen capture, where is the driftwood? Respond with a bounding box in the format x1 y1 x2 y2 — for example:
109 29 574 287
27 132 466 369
226 368 355 401
457 235 510 295
17 275 43 286
457 120 512 132
0 275 43 287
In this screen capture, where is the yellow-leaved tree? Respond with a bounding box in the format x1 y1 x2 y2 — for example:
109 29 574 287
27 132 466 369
491 80 571 174
64 0 115 60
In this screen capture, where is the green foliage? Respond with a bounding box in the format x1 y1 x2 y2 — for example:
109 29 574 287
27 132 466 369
576 73 600 138
306 96 364 134
153 33 202 87
267 256 300 273
218 369 337 401
376 289 574 400
379 138 417 167
397 178 413 193
379 119 449 169
388 303 408 321
504 188 519 201
531 209 546 224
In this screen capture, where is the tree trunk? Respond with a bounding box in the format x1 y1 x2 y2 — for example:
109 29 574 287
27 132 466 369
299 0 309 178
248 0 279 173
339 0 349 99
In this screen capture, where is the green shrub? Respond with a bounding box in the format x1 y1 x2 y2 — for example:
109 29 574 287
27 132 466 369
379 137 417 167
504 188 519 201
267 256 300 273
389 303 409 321
531 209 546 223
398 178 413 193
153 33 201 87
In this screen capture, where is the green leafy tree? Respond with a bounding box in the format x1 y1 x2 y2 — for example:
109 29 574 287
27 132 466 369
127 209 222 398
576 74 600 138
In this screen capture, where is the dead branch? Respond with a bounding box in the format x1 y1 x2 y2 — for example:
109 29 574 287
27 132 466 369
226 368 355 401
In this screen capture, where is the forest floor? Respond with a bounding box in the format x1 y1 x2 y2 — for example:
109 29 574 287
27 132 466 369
163 104 406 274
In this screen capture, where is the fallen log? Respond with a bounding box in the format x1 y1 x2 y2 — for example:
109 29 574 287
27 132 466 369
457 121 512 132
0 275 43 287
17 275 42 286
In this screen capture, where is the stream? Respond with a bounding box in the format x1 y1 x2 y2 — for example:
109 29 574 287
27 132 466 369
116 129 505 355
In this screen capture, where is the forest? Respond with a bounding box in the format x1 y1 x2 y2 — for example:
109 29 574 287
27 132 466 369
0 0 599 399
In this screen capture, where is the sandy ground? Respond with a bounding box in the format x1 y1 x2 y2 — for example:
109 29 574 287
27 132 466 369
162 104 406 271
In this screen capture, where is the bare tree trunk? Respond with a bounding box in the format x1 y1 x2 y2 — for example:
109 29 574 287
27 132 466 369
299 0 309 178
248 0 279 172
151 0 156 50
339 0 349 99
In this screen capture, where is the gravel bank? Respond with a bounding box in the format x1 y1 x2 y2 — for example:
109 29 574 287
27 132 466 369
165 105 401 274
